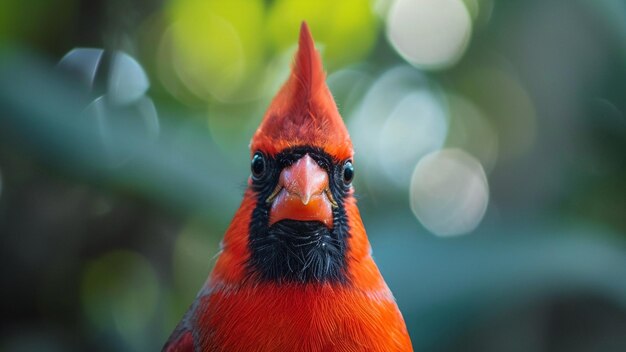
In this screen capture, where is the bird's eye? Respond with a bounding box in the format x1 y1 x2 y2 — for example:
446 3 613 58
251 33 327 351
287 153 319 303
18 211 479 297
342 160 354 185
251 152 266 179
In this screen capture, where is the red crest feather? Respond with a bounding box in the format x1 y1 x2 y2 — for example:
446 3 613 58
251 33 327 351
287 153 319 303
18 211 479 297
250 22 353 161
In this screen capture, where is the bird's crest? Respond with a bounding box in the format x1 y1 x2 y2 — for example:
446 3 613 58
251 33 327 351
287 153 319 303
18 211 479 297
250 22 352 161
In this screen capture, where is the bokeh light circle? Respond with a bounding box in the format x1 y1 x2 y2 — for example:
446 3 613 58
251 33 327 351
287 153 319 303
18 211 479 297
387 0 472 69
445 94 499 172
166 0 265 102
326 67 373 117
410 149 489 236
107 51 150 106
349 66 449 190
379 91 448 186
81 250 159 345
457 67 536 160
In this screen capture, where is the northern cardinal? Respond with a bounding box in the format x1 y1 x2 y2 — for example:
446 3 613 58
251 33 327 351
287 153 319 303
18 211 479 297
163 22 413 352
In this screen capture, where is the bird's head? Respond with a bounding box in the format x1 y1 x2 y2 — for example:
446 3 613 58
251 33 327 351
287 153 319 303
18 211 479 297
243 22 358 284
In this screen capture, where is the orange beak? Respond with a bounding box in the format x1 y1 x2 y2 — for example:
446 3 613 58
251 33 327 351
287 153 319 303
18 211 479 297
268 155 335 228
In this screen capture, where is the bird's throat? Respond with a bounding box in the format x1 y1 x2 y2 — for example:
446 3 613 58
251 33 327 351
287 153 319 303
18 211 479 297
247 219 348 284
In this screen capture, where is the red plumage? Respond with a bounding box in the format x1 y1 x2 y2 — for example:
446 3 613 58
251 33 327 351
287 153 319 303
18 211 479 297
164 22 413 352
251 23 352 161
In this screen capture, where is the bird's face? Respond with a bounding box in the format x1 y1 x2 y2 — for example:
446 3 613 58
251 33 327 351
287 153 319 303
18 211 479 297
247 146 354 284
244 23 355 284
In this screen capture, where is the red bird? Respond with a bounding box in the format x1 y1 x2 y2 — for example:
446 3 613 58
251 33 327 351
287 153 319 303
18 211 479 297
163 22 413 352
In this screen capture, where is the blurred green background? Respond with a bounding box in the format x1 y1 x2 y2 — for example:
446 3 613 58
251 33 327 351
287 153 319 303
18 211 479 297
1 0 626 351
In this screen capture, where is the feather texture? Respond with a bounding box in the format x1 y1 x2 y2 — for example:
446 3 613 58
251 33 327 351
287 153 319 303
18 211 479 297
250 22 352 161
164 22 413 352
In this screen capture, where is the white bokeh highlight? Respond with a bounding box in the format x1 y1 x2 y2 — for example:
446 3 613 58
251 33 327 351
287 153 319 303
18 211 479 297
410 149 489 236
387 0 472 69
349 66 449 190
379 92 448 186
108 51 150 106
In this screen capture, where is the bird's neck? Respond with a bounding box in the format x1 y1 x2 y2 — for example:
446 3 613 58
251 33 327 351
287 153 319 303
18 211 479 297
194 194 411 351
